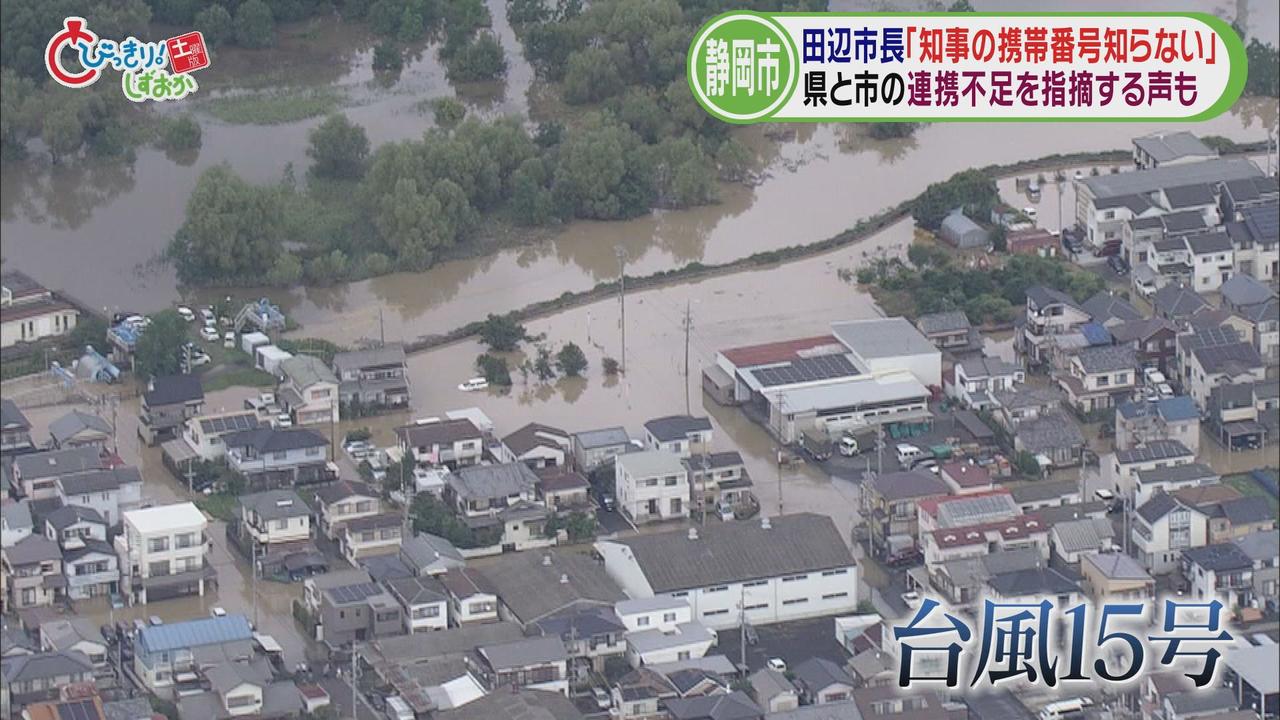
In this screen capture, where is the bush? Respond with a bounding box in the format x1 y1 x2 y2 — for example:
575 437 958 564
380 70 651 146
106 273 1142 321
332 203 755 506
602 357 620 375
445 33 508 82
157 115 202 152
373 42 403 72
556 342 587 376
478 313 527 351
345 427 373 443
476 353 512 385
432 98 466 129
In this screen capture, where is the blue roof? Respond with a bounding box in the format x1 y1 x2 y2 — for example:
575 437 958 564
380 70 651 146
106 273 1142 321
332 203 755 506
1080 322 1112 346
137 615 252 654
1156 396 1198 422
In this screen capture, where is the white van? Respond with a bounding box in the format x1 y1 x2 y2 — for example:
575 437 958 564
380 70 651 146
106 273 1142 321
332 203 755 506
385 696 414 720
1038 697 1092 720
895 444 923 466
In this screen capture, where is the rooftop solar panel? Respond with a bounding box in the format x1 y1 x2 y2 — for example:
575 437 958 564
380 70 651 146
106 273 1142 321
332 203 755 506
330 582 383 604
750 354 858 388
57 699 100 720
199 413 258 435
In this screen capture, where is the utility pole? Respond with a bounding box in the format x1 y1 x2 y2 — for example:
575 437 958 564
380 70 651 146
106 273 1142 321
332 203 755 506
251 540 259 629
738 585 746 671
700 442 709 525
616 247 627 373
683 301 692 417
351 643 359 720
378 308 385 347
776 394 785 517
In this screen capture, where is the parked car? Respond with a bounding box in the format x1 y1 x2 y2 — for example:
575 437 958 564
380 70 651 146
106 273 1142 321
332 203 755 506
210 607 227 618
901 591 922 609
148 616 163 626
1107 254 1129 276
766 657 787 672
591 687 612 710
716 501 734 522
200 307 216 325
223 331 235 348
176 306 195 322
275 413 293 428
199 325 219 342
458 377 488 392
895 444 923 466
1073 170 1084 181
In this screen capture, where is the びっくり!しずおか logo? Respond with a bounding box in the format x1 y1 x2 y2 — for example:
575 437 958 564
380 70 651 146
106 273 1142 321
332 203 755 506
45 16 210 102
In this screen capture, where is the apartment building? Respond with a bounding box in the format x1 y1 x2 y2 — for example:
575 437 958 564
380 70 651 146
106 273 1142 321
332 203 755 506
116 502 213 604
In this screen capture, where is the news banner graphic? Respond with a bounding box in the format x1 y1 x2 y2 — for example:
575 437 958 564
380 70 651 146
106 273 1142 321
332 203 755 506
687 12 1246 123
45 16 210 102
892 598 1233 690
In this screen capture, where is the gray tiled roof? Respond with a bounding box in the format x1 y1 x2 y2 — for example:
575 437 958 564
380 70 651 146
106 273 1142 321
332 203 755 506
478 636 567 670
221 427 327 453
58 466 142 495
1 398 30 430
1185 230 1232 254
332 344 405 373
238 489 309 521
1075 345 1136 374
12 447 106 482
573 426 630 449
1081 157 1260 199
1152 284 1209 318
449 462 538 501
44 504 105 531
1163 183 1215 208
916 310 971 336
1081 293 1143 324
0 650 92 683
599 513 854 593
1115 440 1192 465
474 548 624 624
280 354 338 388
1132 132 1214 163
866 470 949 502
1016 411 1084 453
1 534 61 565
1051 517 1114 555
48 409 111 446
793 657 854 693
1135 463 1218 486
1081 552 1152 581
644 415 712 442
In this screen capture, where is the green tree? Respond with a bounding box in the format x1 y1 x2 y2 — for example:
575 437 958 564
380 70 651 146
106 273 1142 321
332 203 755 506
306 114 371 179
556 342 587 376
475 353 512 386
912 169 997 230
947 0 976 12
372 41 404 72
477 313 527 351
134 309 189 379
445 33 508 82
233 0 276 47
563 47 622 104
432 97 466 129
510 157 555 226
715 138 752 182
533 345 556 381
157 115 202 152
41 109 83 163
266 252 303 286
1014 451 1042 478
1244 39 1279 96
398 6 425 42
168 165 284 285
194 4 234 46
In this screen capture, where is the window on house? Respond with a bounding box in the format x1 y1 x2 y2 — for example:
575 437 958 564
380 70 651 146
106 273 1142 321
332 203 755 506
636 616 649 627
275 519 289 530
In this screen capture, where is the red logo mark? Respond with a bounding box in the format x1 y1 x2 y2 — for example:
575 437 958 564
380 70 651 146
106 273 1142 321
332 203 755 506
165 31 209 74
46 16 100 88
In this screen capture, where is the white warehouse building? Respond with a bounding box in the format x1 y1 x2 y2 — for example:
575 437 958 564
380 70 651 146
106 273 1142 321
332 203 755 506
595 513 859 630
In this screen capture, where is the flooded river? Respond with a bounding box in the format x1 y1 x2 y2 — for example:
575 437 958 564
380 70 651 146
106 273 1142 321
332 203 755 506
2 0 1277 332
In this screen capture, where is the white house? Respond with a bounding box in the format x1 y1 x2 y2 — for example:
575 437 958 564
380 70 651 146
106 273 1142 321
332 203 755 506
180 410 260 461
0 271 78 349
237 489 311 552
1103 440 1196 501
445 463 551 551
1056 345 1137 414
596 514 858 630
385 575 449 633
1133 463 1219 507
1133 492 1209 574
1186 231 1236 292
440 568 500 626
313 480 382 539
950 356 1024 411
116 502 213 605
642 416 713 459
624 619 716 668
277 355 339 426
54 466 143 527
395 418 485 469
1182 543 1256 607
61 538 120 601
222 427 330 485
340 513 403 563
614 450 690 525
501 423 571 469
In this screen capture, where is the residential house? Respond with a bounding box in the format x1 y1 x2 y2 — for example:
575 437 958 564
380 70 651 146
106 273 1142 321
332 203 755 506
116 502 213 605
1220 175 1279 218
596 514 859 629
234 490 312 573
1133 492 1208 574
664 691 763 720
396 418 484 469
916 311 972 350
989 385 1064 432
1182 543 1255 607
1081 292 1144 327
132 614 253 691
571 427 631 472
1178 325 1266 410
1221 642 1280 720
862 470 949 557
923 515 1049 571
1 400 34 456
792 658 854 705
1235 530 1279 614
473 636 569 695
2 536 63 609
178 659 303 720
1152 284 1211 328
1049 517 1116 565
615 451 690 525
277 355 339 426
1019 286 1091 366
47 410 112 451
222 427 331 487
643 416 713 458
1007 227 1059 257
339 513 403 563
138 375 204 446
939 208 991 249
2 501 34 548
1170 484 1250 542
1009 480 1081 512
1104 439 1196 500
446 462 549 551
177 410 260 462
1124 211 1208 283
43 505 106 545
535 468 592 510
1134 463 1219 507
1056 345 1137 414
749 668 798 713
476 548 624 630
949 356 1023 411
1110 317 1178 375
439 568 500 626
317 580 403 646
55 466 143 526
38 619 107 670
60 535 118 602
432 689 582 720
398 532 465 577
535 606 627 673
502 423 571 469
1224 201 1279 284
616 598 714 667
1079 552 1155 603
987 567 1082 607
1185 230 1235 292
303 569 371 615
312 480 381 540
684 451 753 515
1115 396 1201 453
937 463 994 496
611 667 678 720
1013 410 1086 468
1132 132 1216 170
0 271 79 350
1206 381 1279 450
9 447 107 500
0 651 93 717
332 344 409 409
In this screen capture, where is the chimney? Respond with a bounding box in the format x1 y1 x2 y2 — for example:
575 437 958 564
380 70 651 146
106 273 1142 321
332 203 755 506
687 527 699 541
